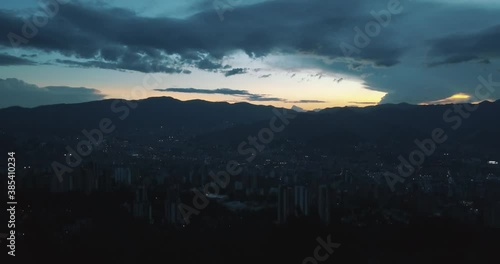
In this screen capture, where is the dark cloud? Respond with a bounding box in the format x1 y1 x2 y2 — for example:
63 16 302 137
196 58 225 71
155 87 325 103
155 87 282 101
290 100 326 103
348 101 377 105
0 0 499 104
259 74 272 78
478 59 491 64
0 53 35 66
427 55 479 67
428 24 500 67
55 59 183 73
0 0 408 74
224 68 247 77
155 87 249 96
246 95 283 102
0 78 105 108
159 87 279 101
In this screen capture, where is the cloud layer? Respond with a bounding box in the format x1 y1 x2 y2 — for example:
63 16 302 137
0 0 499 104
0 78 105 108
0 0 420 72
155 87 325 103
0 53 35 66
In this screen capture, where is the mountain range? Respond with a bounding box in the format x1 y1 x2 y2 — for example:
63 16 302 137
1 97 499 155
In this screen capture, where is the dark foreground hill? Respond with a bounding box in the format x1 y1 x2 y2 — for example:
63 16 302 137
0 96 280 138
1 97 499 153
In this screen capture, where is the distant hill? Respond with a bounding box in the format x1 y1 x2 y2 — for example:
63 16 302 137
0 97 280 138
195 100 500 153
1 98 499 153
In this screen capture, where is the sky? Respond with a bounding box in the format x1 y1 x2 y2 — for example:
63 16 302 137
0 0 499 110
